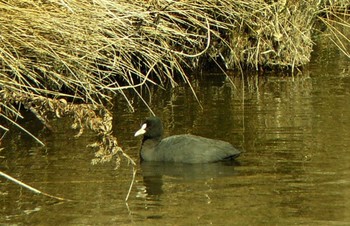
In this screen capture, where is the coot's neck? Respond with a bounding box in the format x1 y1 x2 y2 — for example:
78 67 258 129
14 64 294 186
142 135 162 144
140 135 162 162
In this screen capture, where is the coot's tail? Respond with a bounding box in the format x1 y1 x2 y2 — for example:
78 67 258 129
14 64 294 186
224 148 243 161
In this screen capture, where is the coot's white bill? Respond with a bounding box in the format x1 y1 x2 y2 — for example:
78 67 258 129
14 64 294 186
134 123 147 137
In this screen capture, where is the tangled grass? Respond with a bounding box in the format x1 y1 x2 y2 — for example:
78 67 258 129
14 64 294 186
0 0 349 164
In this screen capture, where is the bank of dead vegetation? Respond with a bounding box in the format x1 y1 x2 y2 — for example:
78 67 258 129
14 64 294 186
0 0 349 164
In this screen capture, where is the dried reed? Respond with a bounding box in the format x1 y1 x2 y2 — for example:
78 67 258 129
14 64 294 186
0 0 349 164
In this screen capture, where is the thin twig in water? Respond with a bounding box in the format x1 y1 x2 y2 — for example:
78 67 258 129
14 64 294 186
0 114 45 146
0 171 70 201
125 166 137 202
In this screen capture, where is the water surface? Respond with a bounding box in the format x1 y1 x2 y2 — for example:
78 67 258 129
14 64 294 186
1 38 350 225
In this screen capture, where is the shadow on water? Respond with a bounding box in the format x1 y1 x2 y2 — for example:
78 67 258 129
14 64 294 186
140 161 240 196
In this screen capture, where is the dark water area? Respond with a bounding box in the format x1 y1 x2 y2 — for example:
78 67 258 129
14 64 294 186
1 38 350 225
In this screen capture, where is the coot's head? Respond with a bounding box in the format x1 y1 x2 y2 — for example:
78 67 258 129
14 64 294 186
134 116 163 140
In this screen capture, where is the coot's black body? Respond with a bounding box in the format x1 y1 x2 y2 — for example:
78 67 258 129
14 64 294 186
134 117 241 164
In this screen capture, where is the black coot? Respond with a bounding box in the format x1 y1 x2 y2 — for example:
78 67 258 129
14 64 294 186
134 117 241 163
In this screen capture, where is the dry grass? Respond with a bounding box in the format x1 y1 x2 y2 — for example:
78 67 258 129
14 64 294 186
0 1 320 100
0 0 349 164
316 1 350 58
